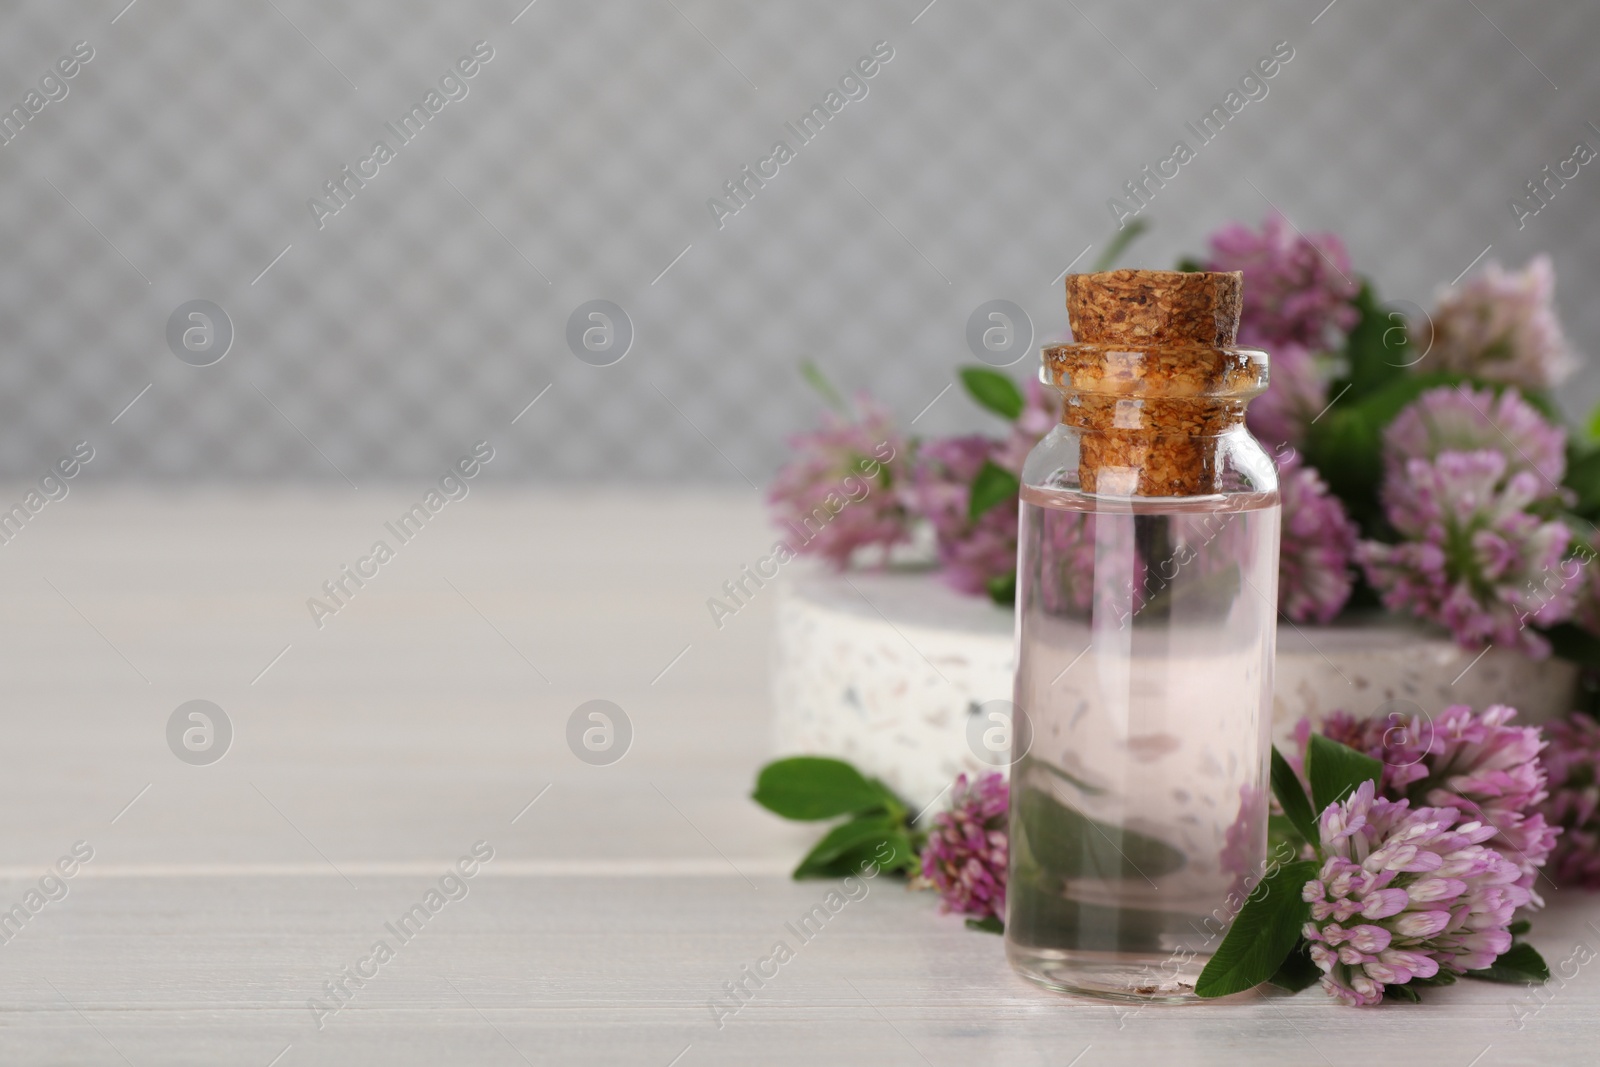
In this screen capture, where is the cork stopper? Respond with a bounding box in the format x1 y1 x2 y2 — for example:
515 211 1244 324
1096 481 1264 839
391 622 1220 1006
1044 269 1266 497
1066 269 1242 347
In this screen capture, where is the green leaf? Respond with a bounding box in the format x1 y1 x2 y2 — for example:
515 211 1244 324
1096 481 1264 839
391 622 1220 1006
1337 282 1410 404
1270 746 1319 848
792 814 893 877
1302 370 1464 528
1015 785 1187 883
1589 401 1600 443
1544 623 1600 669
1175 256 1205 273
1034 760 1109 797
966 915 1005 935
1517 387 1564 424
1385 983 1422 1003
1195 860 1319 998
752 757 899 821
1410 970 1457 987
1466 942 1551 984
1008 877 1188 952
986 570 1017 607
875 828 920 874
799 359 848 414
1565 448 1600 520
969 461 1021 521
1090 218 1148 273
1267 814 1303 855
1305 734 1383 814
793 815 908 879
812 832 915 879
1509 919 1532 937
1267 938 1323 993
959 367 1025 421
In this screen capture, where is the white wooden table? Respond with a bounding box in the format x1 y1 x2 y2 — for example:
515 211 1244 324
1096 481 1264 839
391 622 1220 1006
0 487 1594 1065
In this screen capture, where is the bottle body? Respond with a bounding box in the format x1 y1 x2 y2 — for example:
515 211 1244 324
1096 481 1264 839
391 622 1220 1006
1004 422 1280 1001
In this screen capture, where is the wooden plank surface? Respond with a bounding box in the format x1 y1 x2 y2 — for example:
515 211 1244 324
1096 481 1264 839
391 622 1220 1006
0 487 1593 1065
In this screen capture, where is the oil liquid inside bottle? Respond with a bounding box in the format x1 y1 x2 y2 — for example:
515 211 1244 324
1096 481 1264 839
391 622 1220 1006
1006 484 1280 1001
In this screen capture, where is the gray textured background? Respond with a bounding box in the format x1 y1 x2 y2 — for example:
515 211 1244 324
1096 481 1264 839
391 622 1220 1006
1 0 1596 484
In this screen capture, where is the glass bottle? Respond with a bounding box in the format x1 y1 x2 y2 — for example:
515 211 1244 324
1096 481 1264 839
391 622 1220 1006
1004 269 1280 1002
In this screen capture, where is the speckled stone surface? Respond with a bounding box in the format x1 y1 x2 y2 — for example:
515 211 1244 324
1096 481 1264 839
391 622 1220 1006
771 566 1580 808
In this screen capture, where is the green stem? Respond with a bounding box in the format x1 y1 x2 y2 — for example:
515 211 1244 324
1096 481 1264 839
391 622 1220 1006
1090 218 1149 273
800 359 850 415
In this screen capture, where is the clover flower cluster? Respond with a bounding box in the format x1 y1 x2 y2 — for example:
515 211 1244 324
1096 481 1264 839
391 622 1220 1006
1304 781 1529 1006
1360 386 1574 658
919 772 1008 921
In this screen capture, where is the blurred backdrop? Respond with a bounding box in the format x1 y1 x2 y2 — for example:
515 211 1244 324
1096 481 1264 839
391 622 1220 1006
1 0 1597 484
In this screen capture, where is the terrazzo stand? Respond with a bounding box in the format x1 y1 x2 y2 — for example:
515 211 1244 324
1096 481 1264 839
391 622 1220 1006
771 565 1580 809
